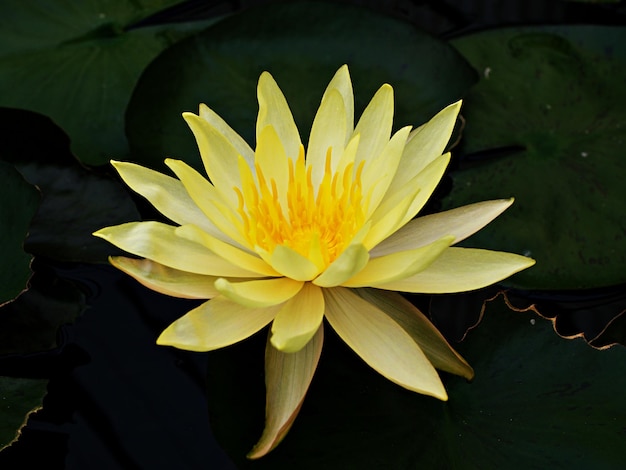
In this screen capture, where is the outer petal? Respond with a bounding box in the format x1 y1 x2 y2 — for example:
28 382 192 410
111 160 214 234
368 152 451 247
307 89 347 186
270 283 325 353
373 247 536 293
214 277 303 308
352 84 393 167
356 289 473 380
343 236 454 287
176 224 278 277
257 72 301 159
324 287 447 399
248 325 323 459
392 100 461 189
371 199 514 257
182 112 243 205
93 221 255 277
197 103 255 165
362 126 411 218
157 296 280 351
110 256 224 299
165 159 250 249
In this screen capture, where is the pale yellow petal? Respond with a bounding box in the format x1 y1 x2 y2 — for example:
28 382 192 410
373 247 536 293
157 296 280 352
270 283 325 353
110 256 225 299
362 186 418 250
313 244 369 287
370 153 451 243
324 287 447 399
352 84 393 167
111 160 214 233
94 221 248 276
356 289 473 379
197 103 255 165
362 126 411 218
392 100 461 188
248 325 323 459
255 125 289 208
165 159 250 249
257 72 301 159
265 245 321 281
214 277 303 308
343 236 454 287
307 89 347 186
182 112 243 205
324 64 354 138
371 199 514 257
176 224 278 277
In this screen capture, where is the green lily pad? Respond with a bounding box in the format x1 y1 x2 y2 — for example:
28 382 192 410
0 377 47 451
126 0 476 171
0 0 218 165
206 294 626 468
0 108 140 263
445 26 626 290
0 161 39 306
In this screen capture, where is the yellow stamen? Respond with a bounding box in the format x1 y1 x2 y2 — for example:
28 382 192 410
236 146 367 268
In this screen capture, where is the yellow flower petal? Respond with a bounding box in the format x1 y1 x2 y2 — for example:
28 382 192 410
371 199 514 257
176 224 279 277
110 256 225 299
313 244 369 288
307 88 347 186
255 125 289 209
257 72 301 159
165 158 250 249
94 221 250 276
374 247 536 293
265 245 321 281
157 296 280 351
197 103 255 165
362 126 411 218
182 112 243 205
270 283 325 353
356 289 473 380
343 236 454 287
392 100 461 189
214 277 303 308
248 325 323 459
352 83 393 167
111 160 214 233
324 64 354 140
324 287 447 399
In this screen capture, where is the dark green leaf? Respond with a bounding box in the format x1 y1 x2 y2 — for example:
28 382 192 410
445 26 626 290
0 161 39 306
0 377 47 451
0 0 218 165
207 294 626 468
0 108 140 263
126 0 477 171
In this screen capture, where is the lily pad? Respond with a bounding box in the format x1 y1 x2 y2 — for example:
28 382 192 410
0 0 218 165
126 0 476 171
446 26 626 290
0 377 48 451
0 161 39 306
206 294 626 468
0 108 140 263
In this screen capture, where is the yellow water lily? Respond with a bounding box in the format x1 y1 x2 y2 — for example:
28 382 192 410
94 65 534 458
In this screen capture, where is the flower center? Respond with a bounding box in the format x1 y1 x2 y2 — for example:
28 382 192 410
235 146 366 269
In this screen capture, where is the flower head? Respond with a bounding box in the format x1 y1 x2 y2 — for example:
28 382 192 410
94 66 534 458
